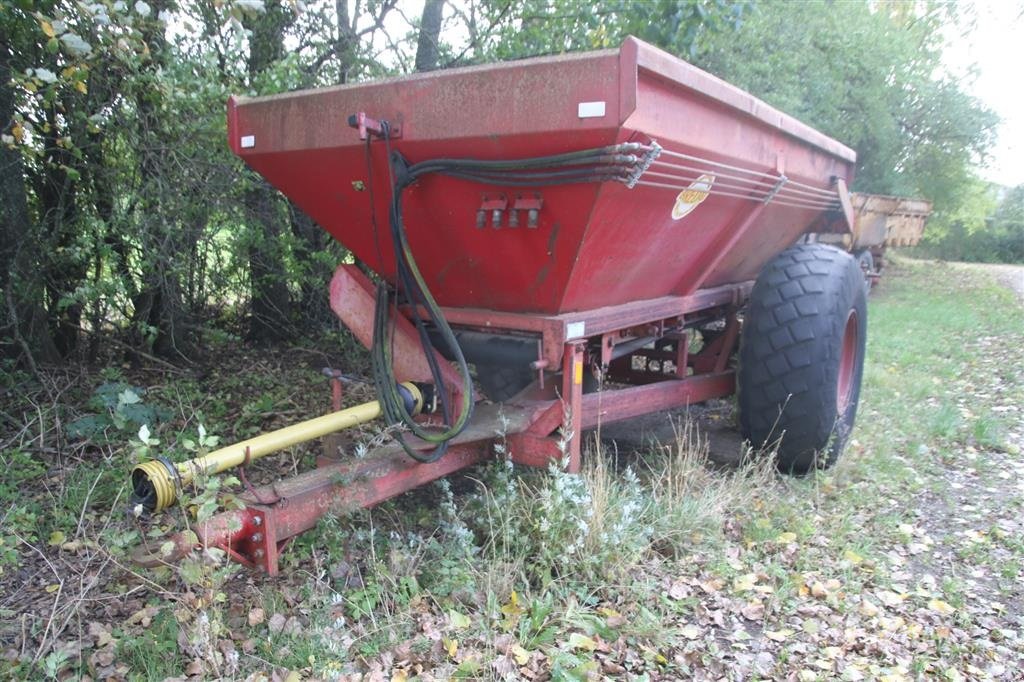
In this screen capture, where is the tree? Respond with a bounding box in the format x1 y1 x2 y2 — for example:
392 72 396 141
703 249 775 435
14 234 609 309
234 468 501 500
692 1 997 227
471 0 751 62
415 0 446 72
242 1 296 344
0 2 62 365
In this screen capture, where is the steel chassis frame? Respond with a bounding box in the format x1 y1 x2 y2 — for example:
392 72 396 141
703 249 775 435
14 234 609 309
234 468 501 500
145 265 752 574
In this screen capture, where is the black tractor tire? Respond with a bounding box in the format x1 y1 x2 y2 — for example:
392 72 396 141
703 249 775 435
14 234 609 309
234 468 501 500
854 249 874 297
738 243 867 474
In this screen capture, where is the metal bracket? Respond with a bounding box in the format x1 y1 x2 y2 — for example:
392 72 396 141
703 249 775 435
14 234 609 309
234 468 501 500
626 140 662 188
348 112 402 140
512 194 543 228
763 175 789 204
477 194 508 229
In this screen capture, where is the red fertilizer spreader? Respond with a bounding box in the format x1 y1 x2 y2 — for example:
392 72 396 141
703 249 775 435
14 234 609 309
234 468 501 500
133 38 885 575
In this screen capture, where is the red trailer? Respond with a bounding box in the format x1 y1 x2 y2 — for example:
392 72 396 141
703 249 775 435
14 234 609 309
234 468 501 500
133 38 871 574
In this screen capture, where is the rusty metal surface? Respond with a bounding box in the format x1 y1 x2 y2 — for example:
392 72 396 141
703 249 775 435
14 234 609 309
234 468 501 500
849 192 932 249
147 350 738 574
330 264 468 392
436 281 752 367
228 38 855 314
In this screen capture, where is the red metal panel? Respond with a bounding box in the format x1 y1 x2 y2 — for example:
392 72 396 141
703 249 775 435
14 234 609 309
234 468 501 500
580 372 736 428
436 281 752 367
229 38 855 315
329 264 467 392
145 369 736 573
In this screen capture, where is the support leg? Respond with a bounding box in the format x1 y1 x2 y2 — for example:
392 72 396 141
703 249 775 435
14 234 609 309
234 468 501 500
561 342 585 473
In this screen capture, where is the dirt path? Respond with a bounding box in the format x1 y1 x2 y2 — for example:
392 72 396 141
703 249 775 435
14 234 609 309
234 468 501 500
944 261 1024 302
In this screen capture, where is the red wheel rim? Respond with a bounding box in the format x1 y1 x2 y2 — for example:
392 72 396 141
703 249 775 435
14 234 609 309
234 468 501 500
836 309 858 413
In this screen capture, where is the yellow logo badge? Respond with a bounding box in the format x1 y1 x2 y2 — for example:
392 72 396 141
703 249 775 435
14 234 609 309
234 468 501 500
671 174 715 220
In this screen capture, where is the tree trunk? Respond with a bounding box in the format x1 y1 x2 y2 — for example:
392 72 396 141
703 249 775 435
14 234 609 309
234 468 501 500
0 39 61 365
415 0 446 72
128 0 194 360
335 0 357 84
288 200 334 327
245 182 292 343
244 1 294 344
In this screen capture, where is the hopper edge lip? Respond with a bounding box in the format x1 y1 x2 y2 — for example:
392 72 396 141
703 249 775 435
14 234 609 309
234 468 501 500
623 36 856 165
228 47 620 107
228 37 856 168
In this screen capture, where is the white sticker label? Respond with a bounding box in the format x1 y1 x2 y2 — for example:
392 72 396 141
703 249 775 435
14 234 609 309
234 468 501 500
566 321 586 340
240 135 255 149
577 101 606 119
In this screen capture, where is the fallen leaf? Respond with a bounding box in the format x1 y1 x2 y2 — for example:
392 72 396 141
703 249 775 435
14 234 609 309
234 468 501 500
668 579 690 600
876 590 905 607
741 601 764 621
776 532 797 543
733 573 758 592
700 578 724 594
598 607 626 628
928 599 955 615
268 612 286 634
510 644 530 666
680 624 701 640
448 610 471 629
283 616 303 635
567 633 596 652
501 592 525 620
843 549 864 565
764 629 791 642
248 608 265 626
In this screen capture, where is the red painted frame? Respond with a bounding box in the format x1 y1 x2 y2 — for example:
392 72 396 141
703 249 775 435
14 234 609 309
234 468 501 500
142 266 750 574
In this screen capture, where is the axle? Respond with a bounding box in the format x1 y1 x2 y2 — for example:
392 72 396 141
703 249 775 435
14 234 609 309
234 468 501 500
131 382 426 512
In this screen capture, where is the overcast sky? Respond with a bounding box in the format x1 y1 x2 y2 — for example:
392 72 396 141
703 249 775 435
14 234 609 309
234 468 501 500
944 1 1024 187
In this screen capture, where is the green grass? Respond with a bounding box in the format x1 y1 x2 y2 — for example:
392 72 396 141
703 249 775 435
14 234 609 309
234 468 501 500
3 256 1023 680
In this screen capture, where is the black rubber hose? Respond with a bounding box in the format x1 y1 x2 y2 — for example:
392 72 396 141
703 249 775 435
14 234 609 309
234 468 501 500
369 139 650 462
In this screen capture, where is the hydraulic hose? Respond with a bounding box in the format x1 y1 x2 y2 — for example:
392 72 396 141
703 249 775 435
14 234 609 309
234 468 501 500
367 127 661 463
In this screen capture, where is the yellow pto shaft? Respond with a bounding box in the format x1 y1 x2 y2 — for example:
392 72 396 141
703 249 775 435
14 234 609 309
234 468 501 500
132 382 424 512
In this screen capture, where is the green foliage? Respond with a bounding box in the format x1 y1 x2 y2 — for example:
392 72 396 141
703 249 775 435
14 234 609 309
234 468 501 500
116 606 183 680
66 381 169 440
0 503 38 573
475 0 751 61
917 183 1024 263
694 1 996 218
2 0 1006 364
